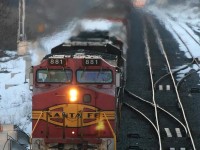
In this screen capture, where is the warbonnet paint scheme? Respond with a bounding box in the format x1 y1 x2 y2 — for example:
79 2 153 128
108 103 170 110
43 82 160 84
30 31 125 150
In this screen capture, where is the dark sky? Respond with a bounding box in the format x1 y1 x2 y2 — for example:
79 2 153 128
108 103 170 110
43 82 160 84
0 0 18 50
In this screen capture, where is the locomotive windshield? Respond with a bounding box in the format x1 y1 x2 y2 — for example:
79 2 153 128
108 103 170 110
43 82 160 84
76 70 112 83
37 69 72 83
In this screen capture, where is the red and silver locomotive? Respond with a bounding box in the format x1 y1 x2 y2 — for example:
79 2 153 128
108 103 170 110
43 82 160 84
31 31 125 150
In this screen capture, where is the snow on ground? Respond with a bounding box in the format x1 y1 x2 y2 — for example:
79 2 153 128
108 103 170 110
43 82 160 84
0 53 32 134
146 1 200 82
0 19 127 135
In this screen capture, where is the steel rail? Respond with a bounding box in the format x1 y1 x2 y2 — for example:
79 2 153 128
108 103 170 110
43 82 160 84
177 69 200 88
143 22 162 150
167 21 200 88
125 89 188 134
178 23 200 46
166 13 200 46
123 102 159 138
168 23 200 69
154 60 195 88
149 19 196 150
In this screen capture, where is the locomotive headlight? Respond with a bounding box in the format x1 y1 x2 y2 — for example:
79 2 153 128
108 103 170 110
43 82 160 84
96 121 105 130
69 89 78 102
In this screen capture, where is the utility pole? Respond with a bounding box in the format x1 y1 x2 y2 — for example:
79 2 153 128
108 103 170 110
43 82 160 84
17 0 29 56
17 0 31 83
18 0 26 42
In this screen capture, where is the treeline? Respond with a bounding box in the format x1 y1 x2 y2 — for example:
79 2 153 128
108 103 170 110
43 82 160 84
0 0 18 50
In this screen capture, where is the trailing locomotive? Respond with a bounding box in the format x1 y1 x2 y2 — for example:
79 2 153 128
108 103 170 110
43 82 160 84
30 31 125 150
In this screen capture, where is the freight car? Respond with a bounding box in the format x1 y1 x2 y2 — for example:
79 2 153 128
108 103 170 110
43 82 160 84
30 31 125 150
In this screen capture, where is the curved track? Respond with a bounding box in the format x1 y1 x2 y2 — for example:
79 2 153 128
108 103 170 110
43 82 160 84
119 8 198 149
145 15 196 149
166 18 200 89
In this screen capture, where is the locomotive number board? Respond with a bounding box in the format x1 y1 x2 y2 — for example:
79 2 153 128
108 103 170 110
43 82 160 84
83 59 101 66
48 58 66 66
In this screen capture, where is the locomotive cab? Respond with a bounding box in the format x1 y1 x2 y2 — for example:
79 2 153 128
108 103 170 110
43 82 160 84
31 39 125 150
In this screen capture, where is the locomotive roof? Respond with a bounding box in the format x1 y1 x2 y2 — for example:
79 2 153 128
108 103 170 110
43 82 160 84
69 30 110 41
51 42 122 57
48 33 124 66
44 50 117 62
69 30 123 49
48 54 101 59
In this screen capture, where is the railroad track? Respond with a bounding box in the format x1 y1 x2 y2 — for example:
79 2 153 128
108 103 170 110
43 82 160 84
144 12 200 92
164 15 200 90
122 14 197 149
146 15 196 149
166 13 200 47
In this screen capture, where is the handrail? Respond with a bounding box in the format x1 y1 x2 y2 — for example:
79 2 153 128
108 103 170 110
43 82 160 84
31 111 43 136
30 111 43 149
103 112 116 150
